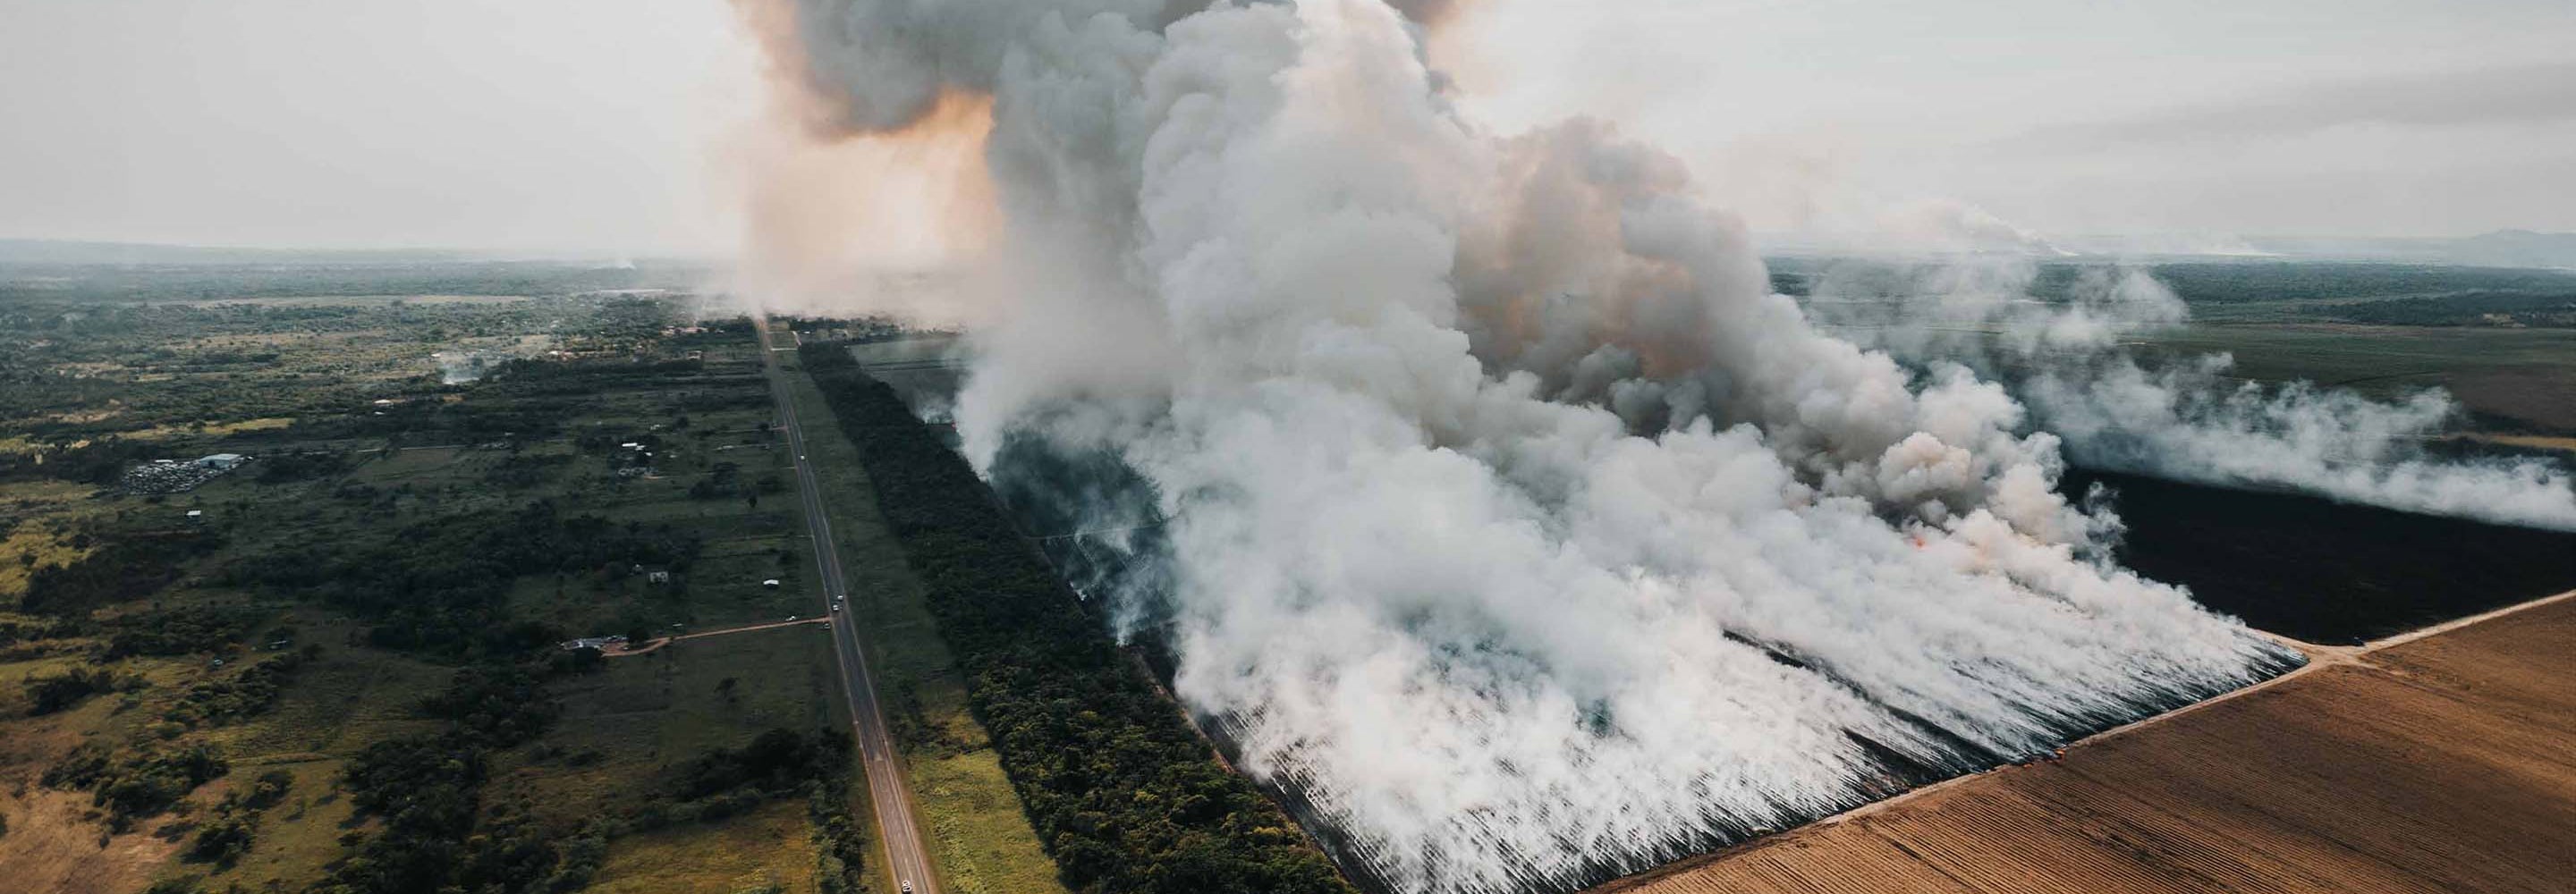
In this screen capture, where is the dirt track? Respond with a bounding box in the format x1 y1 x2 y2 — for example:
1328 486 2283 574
1590 591 2576 894
602 616 826 657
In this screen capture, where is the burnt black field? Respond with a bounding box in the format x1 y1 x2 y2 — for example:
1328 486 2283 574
2067 468 2576 644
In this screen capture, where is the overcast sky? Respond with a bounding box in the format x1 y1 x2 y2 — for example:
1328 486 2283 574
0 0 763 257
2 0 2571 255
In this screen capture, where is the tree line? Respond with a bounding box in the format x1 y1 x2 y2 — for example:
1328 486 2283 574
799 342 1354 894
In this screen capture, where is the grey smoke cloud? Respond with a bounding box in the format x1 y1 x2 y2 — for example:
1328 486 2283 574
744 2 2294 891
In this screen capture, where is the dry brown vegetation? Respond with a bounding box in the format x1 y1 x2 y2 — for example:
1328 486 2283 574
1592 594 2576 894
0 789 181 894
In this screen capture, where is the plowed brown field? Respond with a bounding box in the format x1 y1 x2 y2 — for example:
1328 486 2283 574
1591 593 2576 894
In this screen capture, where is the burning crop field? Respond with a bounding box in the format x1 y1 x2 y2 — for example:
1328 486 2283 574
726 2 2571 891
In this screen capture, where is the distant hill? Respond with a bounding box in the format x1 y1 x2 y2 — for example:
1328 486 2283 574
2446 230 2576 268
2207 231 2576 268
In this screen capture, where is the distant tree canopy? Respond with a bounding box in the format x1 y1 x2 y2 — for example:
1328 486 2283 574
2309 291 2576 327
221 500 700 655
22 665 127 716
21 530 222 617
311 664 575 894
1765 257 2576 327
42 741 230 831
669 727 851 801
103 606 258 658
800 342 1354 894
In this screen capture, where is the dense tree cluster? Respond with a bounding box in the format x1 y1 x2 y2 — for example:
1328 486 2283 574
164 649 314 729
316 667 857 894
1762 258 2576 327
809 785 874 894
2313 291 2576 327
21 530 223 617
185 770 293 867
313 665 589 894
0 434 157 485
2150 262 2576 304
419 663 561 745
668 727 851 800
0 615 80 650
102 606 258 658
664 316 760 345
21 664 131 715
799 342 1354 894
222 500 699 655
623 727 860 843
42 742 229 831
290 391 575 444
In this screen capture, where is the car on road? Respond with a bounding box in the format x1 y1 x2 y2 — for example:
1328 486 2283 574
786 615 799 621
901 882 913 894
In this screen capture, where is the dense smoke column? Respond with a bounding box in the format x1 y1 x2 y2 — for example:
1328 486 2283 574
743 2 2298 892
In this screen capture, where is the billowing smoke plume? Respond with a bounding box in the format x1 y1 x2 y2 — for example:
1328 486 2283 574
1806 259 2576 531
741 2 2296 891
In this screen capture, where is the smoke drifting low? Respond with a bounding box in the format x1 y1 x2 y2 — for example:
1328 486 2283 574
1807 261 2576 532
740 2 2305 891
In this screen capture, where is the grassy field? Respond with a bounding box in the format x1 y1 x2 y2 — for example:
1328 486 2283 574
530 628 841 822
173 615 453 893
779 342 1070 894
588 799 819 894
530 630 843 894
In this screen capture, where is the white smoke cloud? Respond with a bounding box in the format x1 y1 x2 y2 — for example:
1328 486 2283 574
744 2 2296 891
1808 258 2576 532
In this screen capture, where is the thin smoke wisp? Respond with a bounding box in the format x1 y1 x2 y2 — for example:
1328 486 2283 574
740 2 2301 891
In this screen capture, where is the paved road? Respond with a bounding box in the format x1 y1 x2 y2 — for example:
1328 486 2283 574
758 320 939 894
